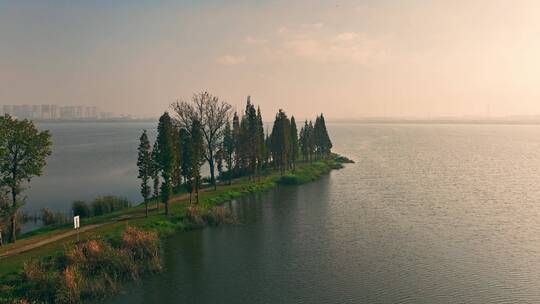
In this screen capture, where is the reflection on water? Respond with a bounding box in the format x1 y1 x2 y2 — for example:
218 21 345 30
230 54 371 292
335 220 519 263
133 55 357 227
103 123 540 303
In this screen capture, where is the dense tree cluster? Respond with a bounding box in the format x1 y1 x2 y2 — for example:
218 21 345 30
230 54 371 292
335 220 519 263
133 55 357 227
299 114 332 162
137 92 333 215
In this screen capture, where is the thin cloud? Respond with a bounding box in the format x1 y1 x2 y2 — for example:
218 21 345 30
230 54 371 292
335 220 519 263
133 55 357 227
336 32 359 41
216 54 247 66
276 26 383 65
244 36 268 45
301 22 324 29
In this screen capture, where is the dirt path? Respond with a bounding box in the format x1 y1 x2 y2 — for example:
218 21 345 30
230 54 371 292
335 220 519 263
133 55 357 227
0 185 221 259
0 213 146 259
0 223 106 258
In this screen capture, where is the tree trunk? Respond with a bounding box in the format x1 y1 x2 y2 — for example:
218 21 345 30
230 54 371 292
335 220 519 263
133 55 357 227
208 149 216 191
165 200 169 216
10 186 17 243
145 200 149 217
196 177 200 204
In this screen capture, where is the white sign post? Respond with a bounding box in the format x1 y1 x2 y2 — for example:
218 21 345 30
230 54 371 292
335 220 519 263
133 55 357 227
74 216 80 242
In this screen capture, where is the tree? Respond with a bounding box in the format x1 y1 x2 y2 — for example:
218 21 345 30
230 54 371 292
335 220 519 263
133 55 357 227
270 109 291 175
256 106 265 179
0 115 52 243
179 128 193 202
289 116 299 171
307 120 315 162
242 97 258 178
137 130 152 217
171 127 182 191
0 187 10 245
232 112 242 174
151 140 160 211
171 91 232 190
155 112 175 215
222 119 234 185
299 120 308 162
190 119 205 204
314 114 332 158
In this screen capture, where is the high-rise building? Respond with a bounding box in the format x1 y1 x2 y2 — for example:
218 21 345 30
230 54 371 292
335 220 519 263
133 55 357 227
1 104 109 120
2 105 13 116
31 105 42 119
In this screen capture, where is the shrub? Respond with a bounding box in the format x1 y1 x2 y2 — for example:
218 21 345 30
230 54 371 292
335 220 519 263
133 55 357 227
41 208 69 226
16 227 161 303
22 259 60 303
185 205 205 227
120 227 161 272
202 206 237 226
71 200 91 218
333 154 355 163
91 196 130 216
278 174 300 185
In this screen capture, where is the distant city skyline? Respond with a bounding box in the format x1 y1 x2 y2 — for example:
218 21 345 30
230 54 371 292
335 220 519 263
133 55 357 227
0 104 130 120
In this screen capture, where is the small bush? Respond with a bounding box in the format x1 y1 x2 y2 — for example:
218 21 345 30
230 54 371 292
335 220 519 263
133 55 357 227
71 200 91 218
278 174 301 185
185 205 205 227
16 227 161 303
41 208 69 226
91 196 130 216
121 227 161 272
22 259 60 303
202 206 237 226
333 154 355 163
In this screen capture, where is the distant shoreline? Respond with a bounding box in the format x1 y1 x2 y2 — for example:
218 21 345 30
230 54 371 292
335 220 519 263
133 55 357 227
29 118 540 126
32 118 156 123
327 119 540 125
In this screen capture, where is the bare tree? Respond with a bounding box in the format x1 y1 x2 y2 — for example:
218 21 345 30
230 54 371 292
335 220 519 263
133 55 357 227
171 92 232 190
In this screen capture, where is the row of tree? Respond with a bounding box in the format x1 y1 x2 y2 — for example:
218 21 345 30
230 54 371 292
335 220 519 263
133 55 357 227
137 92 333 217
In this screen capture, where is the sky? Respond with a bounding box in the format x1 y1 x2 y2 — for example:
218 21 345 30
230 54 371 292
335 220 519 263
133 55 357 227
1 0 540 120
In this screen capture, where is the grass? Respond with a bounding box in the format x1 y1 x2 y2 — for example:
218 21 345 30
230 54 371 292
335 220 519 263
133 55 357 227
2 227 161 304
0 155 351 302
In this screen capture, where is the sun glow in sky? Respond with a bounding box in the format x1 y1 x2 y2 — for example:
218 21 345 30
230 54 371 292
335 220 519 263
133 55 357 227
2 0 540 119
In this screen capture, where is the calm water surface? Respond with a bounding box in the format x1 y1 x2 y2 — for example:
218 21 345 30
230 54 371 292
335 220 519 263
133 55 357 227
100 123 540 303
25 122 154 213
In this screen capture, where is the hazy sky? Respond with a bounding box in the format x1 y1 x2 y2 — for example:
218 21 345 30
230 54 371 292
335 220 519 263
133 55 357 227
2 0 540 119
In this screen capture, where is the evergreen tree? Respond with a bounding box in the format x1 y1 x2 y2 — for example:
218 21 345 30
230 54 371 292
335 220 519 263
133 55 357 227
270 109 291 175
289 116 299 171
319 114 333 157
156 112 174 215
151 140 160 210
256 106 265 178
299 120 309 162
232 112 242 174
179 128 193 201
314 114 332 158
264 132 272 168
242 97 258 178
190 119 205 204
171 126 182 191
222 119 234 185
307 120 315 162
137 130 152 217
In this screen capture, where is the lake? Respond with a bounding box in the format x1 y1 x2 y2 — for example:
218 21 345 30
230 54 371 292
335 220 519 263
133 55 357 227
31 122 540 302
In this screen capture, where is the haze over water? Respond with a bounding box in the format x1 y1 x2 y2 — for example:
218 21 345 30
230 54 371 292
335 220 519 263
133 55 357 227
77 122 540 303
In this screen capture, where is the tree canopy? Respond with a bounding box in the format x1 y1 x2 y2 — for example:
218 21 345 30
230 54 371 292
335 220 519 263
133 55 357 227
0 115 52 242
